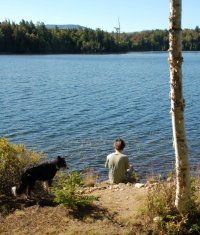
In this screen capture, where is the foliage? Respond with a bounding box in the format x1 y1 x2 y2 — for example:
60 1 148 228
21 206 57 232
143 177 200 234
127 171 140 183
52 170 97 209
0 19 200 54
82 167 99 187
0 137 42 196
0 20 127 53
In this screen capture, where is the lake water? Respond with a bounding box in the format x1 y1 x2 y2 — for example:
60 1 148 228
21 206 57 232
0 52 200 180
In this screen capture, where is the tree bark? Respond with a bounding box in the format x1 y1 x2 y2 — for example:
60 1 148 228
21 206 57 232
169 0 191 213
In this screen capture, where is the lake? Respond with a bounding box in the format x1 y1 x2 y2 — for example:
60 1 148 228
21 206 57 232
0 52 199 180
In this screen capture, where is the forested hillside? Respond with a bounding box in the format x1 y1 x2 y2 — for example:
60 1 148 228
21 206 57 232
0 20 200 54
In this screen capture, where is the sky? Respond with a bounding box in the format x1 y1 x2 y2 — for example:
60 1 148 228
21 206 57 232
0 0 199 32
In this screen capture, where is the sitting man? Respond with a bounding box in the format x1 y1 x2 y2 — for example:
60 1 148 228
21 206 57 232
105 138 131 184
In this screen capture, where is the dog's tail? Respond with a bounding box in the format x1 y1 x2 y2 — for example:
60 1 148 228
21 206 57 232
11 186 17 196
11 183 26 196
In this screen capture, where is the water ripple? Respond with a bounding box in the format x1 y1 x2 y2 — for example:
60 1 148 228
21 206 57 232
0 53 200 180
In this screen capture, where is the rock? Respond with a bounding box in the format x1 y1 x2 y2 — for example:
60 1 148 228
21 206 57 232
118 183 126 187
153 216 161 222
113 185 119 189
135 183 145 188
167 177 172 182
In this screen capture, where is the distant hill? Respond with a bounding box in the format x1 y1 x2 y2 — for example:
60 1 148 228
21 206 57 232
46 24 86 30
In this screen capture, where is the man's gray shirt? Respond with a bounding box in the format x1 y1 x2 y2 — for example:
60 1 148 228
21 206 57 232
105 152 129 184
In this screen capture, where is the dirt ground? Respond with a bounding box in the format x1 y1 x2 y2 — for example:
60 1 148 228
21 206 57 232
0 182 148 235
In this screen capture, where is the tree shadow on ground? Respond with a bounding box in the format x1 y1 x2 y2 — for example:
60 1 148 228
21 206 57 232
67 204 123 227
0 194 122 228
0 185 57 215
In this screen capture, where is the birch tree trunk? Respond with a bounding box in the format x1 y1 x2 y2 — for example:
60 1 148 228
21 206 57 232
169 0 191 213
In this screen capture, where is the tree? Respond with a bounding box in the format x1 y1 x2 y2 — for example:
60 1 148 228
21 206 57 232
169 0 191 213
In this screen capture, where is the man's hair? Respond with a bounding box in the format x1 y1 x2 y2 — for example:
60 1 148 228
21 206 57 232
114 138 126 151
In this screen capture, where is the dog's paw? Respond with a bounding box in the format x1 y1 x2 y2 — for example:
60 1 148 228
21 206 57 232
11 186 17 196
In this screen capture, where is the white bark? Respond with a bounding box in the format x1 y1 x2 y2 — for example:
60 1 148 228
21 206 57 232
169 0 191 213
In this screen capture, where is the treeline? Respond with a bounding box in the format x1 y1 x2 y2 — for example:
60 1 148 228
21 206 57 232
0 20 200 54
0 20 128 53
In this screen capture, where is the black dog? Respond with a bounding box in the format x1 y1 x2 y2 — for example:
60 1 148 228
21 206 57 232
12 156 67 198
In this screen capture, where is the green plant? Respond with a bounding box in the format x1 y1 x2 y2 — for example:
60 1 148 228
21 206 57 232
143 176 200 234
129 171 140 183
82 167 98 187
52 170 97 209
0 137 42 196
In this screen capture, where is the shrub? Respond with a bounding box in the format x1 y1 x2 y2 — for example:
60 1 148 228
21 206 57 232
143 176 200 234
0 138 42 196
52 170 97 209
128 171 140 183
82 167 98 187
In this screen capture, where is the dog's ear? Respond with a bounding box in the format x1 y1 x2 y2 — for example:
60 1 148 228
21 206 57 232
57 156 65 161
